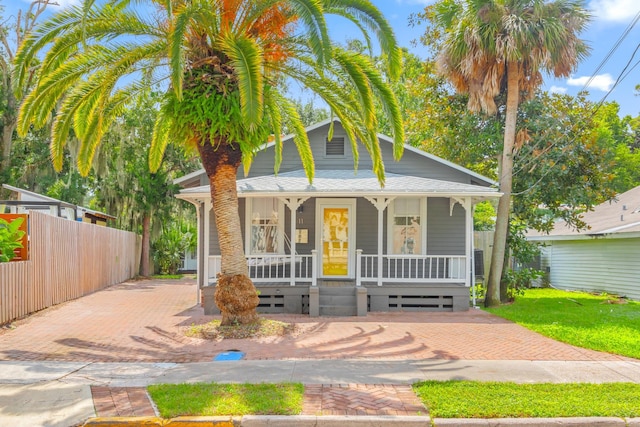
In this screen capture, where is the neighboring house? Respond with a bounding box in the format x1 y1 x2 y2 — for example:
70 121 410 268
1 184 114 226
176 119 500 316
527 185 640 301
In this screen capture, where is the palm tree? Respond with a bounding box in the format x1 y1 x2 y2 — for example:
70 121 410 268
430 0 589 306
14 0 404 324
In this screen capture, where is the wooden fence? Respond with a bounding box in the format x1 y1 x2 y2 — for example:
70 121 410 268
0 211 140 325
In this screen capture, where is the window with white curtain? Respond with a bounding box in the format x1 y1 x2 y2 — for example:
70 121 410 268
248 198 283 254
389 198 423 254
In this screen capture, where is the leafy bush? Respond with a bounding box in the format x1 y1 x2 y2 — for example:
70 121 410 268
0 217 26 262
152 223 196 275
503 268 543 300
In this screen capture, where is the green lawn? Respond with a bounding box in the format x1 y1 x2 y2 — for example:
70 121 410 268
485 288 640 359
413 381 640 418
147 383 304 418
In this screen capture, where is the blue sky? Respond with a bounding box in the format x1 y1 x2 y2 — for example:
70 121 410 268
6 0 640 117
371 0 640 118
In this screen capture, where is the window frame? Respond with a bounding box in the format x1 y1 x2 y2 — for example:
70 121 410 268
245 197 285 255
386 197 427 255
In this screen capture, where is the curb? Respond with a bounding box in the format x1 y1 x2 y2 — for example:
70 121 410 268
83 415 430 426
83 416 640 426
433 417 635 426
84 416 640 427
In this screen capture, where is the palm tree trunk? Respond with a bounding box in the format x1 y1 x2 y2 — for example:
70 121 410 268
486 61 519 307
198 140 259 325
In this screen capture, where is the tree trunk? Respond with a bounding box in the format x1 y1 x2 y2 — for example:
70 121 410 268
198 140 259 325
485 61 519 308
140 213 151 276
1 94 17 173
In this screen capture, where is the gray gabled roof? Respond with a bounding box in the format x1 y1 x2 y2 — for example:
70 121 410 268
174 118 497 188
527 185 640 240
178 169 500 201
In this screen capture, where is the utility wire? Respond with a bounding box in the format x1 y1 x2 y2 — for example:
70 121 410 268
509 14 640 188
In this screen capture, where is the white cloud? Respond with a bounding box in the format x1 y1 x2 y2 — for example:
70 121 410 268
395 0 434 5
549 86 568 94
35 0 81 8
567 74 616 92
589 0 640 22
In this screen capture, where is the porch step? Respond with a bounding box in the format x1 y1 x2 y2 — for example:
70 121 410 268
319 286 356 316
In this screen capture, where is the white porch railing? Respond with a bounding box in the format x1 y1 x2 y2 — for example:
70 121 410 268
357 254 467 286
208 252 316 284
207 252 466 286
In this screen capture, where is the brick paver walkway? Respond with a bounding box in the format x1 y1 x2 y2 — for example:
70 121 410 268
91 386 156 417
91 384 427 418
0 278 630 362
303 384 426 416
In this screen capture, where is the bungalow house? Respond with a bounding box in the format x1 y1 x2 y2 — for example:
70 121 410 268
1 184 115 225
527 185 640 301
176 120 500 316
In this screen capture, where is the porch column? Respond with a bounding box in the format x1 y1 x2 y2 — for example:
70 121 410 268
280 197 309 286
464 197 473 288
195 201 203 303
365 197 394 286
183 199 204 304
203 198 212 287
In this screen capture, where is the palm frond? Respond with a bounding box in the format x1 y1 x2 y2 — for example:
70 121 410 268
325 0 402 79
279 97 315 183
149 103 174 173
286 0 331 65
221 33 264 130
264 89 284 175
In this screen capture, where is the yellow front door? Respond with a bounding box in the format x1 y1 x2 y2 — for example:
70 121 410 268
320 205 351 277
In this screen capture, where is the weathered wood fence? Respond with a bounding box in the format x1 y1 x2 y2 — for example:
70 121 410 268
0 211 140 324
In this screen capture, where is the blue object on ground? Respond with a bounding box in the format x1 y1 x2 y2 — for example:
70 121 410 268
214 351 245 361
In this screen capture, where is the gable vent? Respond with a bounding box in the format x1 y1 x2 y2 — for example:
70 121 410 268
325 137 345 156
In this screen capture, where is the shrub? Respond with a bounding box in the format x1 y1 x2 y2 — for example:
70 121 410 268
0 217 26 262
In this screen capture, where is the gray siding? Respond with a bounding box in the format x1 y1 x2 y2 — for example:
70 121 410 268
355 198 380 254
292 198 316 255
209 196 467 257
241 121 476 184
427 198 465 255
542 238 640 301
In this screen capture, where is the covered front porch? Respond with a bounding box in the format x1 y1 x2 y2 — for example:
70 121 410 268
179 169 500 316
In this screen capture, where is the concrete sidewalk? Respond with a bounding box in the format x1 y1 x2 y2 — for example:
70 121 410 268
2 359 640 426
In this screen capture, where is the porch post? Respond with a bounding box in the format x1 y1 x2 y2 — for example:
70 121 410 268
280 197 309 286
471 202 477 307
365 197 394 287
464 197 473 288
203 198 212 287
290 201 297 287
195 201 202 304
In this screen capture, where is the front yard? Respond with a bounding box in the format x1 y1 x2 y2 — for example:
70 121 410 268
485 288 640 359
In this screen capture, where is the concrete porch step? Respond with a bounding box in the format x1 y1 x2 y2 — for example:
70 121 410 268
319 305 357 316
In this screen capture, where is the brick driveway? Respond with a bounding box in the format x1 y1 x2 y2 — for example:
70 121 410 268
0 278 629 363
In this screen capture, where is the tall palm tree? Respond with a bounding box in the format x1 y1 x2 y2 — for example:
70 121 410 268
430 0 589 306
14 0 404 324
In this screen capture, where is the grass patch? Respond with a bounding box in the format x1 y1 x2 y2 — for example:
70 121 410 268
486 288 640 359
414 381 640 418
148 383 303 418
186 318 297 340
151 274 183 279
